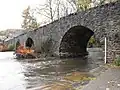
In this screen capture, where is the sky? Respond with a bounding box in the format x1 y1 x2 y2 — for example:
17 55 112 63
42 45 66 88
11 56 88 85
0 0 45 31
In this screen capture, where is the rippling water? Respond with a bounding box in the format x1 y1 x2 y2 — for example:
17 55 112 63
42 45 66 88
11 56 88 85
0 48 104 90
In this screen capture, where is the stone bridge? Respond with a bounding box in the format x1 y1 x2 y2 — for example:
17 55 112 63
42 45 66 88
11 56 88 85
6 1 120 59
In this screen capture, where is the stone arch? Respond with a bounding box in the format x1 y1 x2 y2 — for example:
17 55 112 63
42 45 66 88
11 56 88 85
59 25 94 57
25 37 34 48
15 39 20 50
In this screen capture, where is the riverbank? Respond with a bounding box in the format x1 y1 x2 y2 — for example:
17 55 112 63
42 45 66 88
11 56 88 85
82 65 120 90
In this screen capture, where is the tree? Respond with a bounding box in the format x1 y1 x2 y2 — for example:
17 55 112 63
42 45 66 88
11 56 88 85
73 0 117 11
36 0 56 22
65 0 93 11
76 0 92 11
97 0 106 5
60 0 76 16
29 15 40 30
21 6 40 30
91 0 117 7
66 0 77 11
36 0 76 24
21 6 31 30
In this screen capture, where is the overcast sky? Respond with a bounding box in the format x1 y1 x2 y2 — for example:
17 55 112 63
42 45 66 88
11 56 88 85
0 0 45 30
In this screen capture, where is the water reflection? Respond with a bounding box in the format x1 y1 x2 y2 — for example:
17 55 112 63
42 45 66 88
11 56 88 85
0 48 104 90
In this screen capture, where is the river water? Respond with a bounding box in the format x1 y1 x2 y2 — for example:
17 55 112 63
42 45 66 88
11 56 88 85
0 48 104 90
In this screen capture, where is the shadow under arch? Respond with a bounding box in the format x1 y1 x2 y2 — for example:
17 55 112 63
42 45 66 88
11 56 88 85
16 39 20 50
59 25 94 58
25 37 34 48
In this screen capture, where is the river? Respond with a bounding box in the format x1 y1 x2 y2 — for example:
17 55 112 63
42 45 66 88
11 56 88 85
0 48 104 90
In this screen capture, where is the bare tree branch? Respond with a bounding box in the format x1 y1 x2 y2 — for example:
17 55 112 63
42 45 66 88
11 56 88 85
37 12 51 19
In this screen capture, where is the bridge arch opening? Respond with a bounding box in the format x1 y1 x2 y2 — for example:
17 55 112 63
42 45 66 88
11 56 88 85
59 25 94 58
16 40 20 50
25 37 34 48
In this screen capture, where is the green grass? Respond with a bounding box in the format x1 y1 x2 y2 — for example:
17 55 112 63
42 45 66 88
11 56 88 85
114 56 120 66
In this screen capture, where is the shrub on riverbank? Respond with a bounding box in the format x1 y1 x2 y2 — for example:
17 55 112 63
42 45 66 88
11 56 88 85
114 56 120 66
88 36 96 48
87 36 101 48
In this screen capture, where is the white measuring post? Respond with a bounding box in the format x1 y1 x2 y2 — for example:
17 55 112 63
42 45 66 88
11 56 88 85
105 37 107 64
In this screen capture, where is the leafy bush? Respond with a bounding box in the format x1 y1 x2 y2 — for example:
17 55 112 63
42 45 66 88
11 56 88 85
114 56 120 66
8 44 15 51
88 36 96 47
89 36 95 44
88 36 102 47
